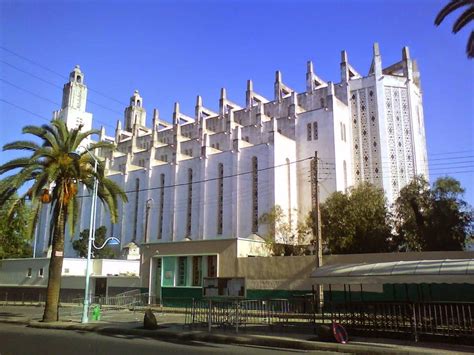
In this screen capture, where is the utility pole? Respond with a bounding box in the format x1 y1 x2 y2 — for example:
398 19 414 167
311 151 323 311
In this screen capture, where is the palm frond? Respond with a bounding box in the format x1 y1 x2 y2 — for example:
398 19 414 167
453 6 474 32
3 140 41 152
468 31 474 57
52 120 69 148
0 157 36 175
22 125 47 139
435 0 473 26
88 141 116 152
71 129 99 151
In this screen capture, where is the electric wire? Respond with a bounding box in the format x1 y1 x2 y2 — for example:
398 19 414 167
1 60 124 116
0 46 126 106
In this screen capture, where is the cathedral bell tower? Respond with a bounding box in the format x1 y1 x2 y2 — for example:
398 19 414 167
53 65 93 133
124 90 146 132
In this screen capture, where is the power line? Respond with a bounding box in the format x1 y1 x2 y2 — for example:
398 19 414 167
429 149 474 156
0 98 50 123
1 60 124 116
0 77 60 106
429 160 474 166
429 155 474 162
0 46 126 106
0 78 115 129
4 156 313 201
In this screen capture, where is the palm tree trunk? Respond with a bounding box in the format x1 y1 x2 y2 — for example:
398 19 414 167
42 205 65 322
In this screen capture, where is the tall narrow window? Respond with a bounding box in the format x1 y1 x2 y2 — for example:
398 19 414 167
217 163 224 235
313 122 318 140
286 158 292 230
251 157 258 233
177 257 187 286
207 255 217 277
343 124 347 142
340 122 344 141
306 123 312 141
133 178 140 241
343 160 348 192
158 174 165 239
192 256 203 286
186 169 193 237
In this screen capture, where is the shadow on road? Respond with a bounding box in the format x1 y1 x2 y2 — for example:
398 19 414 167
95 328 222 349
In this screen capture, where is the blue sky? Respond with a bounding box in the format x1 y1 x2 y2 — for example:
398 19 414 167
1 0 473 204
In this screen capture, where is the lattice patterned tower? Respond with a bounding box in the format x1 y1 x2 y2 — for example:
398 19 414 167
344 43 428 203
53 65 93 134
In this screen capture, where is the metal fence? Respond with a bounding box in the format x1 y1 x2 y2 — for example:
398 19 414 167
72 291 149 309
0 290 46 306
323 301 474 342
187 298 316 333
186 297 474 342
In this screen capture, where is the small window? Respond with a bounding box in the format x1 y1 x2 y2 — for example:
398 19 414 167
313 122 318 140
27 268 32 277
192 256 202 286
343 124 347 142
340 122 344 141
177 257 187 286
207 255 217 277
38 268 44 277
64 268 70 274
307 123 312 141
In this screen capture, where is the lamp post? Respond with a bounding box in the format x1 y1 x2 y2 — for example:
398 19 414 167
69 147 120 323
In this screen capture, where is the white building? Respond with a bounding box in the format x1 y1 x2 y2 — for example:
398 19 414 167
0 258 140 302
33 44 428 300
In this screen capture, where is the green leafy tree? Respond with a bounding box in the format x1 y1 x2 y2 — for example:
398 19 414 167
321 183 393 254
0 120 127 322
395 176 473 251
435 0 474 59
259 205 312 256
0 194 33 259
72 226 115 259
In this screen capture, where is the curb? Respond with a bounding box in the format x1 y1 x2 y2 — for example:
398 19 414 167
26 321 442 354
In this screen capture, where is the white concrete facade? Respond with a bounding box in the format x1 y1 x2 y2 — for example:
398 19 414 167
34 43 428 258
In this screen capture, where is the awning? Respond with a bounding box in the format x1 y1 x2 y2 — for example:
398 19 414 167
310 259 474 284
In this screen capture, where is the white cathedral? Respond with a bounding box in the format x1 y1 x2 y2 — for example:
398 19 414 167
35 43 428 268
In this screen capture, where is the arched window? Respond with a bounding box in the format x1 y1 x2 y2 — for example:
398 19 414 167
186 169 193 237
76 75 82 83
251 157 258 233
158 174 165 239
217 163 224 235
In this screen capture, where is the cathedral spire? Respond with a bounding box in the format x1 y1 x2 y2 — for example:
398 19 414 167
124 90 146 132
54 65 93 134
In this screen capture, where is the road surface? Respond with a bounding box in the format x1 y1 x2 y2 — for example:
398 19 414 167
0 323 339 355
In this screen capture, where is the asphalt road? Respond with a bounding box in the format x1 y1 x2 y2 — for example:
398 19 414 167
0 323 339 355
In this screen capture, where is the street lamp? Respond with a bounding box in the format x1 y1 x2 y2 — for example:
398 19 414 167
69 147 120 323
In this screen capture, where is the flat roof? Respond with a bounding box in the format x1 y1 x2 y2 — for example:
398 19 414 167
311 259 474 284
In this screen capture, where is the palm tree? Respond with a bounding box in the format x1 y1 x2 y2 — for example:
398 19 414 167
0 119 127 322
435 0 474 59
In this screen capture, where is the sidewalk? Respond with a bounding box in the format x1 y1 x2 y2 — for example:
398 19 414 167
1 305 473 354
